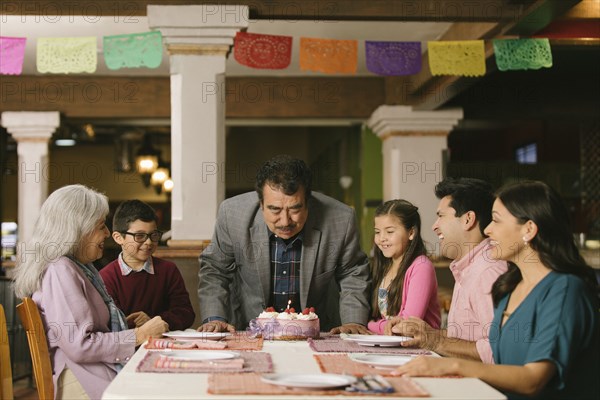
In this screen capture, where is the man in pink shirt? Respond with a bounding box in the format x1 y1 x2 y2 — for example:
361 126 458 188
385 178 507 363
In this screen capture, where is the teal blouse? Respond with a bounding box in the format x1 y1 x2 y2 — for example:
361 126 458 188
490 272 599 400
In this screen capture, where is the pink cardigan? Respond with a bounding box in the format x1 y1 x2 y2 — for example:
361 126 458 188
32 256 136 399
368 255 441 333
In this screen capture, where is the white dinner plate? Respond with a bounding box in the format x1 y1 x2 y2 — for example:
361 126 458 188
349 353 414 367
159 350 238 361
261 373 357 389
163 331 231 340
341 334 411 347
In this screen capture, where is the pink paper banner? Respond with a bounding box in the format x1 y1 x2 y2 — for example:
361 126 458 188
0 36 27 75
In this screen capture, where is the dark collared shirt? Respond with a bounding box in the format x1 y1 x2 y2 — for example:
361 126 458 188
269 231 303 312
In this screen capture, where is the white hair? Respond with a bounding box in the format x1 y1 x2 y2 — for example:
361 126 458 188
13 184 109 298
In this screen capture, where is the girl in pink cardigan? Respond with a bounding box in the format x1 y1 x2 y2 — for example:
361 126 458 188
368 199 441 334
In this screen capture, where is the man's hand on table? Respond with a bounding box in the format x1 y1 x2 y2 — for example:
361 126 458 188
384 316 441 349
329 323 370 335
197 320 236 333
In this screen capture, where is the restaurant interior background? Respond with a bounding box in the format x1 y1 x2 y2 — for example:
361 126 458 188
0 0 599 389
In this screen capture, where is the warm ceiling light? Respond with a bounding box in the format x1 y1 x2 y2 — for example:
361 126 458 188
151 166 169 194
151 167 169 186
55 139 76 146
82 123 95 139
163 178 174 193
137 156 158 174
135 134 160 187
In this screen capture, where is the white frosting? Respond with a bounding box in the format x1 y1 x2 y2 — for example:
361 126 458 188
257 311 279 319
257 310 319 320
297 312 318 320
277 312 297 320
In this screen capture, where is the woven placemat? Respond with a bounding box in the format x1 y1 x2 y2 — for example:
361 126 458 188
208 373 429 397
314 354 405 377
308 336 431 355
136 351 273 373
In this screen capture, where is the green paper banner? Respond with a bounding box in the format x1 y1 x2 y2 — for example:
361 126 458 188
493 39 553 71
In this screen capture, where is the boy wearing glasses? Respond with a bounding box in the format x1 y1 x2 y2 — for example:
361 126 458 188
100 200 195 330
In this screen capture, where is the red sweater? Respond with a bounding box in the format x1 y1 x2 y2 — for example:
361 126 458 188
100 256 195 330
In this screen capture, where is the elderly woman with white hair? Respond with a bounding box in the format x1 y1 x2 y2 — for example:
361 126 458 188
13 184 168 400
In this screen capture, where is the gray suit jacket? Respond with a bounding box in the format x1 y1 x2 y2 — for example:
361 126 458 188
198 191 371 331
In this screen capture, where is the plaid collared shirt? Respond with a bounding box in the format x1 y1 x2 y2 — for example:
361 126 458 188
269 231 303 312
117 252 154 275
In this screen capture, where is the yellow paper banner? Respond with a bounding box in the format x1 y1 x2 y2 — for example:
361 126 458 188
37 37 97 74
299 37 357 74
428 40 486 77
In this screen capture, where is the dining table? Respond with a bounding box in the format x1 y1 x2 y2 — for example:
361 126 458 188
102 333 507 400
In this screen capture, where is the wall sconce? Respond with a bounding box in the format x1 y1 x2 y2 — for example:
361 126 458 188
54 125 76 147
150 161 170 194
339 175 354 207
135 134 159 187
115 130 143 173
163 178 174 196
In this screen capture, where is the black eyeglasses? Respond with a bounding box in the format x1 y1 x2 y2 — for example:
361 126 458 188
122 231 163 243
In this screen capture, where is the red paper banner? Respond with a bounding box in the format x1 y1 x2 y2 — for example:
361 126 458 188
234 31 292 69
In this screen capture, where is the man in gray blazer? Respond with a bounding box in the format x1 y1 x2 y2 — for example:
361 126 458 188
198 155 371 333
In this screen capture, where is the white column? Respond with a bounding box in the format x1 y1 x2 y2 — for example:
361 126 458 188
1 111 60 244
367 105 462 251
148 5 249 244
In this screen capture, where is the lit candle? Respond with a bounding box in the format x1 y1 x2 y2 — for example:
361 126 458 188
286 299 291 310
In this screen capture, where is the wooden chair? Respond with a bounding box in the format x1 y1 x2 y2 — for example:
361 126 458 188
16 298 54 400
0 304 14 400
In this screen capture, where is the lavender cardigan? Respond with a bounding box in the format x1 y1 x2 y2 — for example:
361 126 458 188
32 256 136 399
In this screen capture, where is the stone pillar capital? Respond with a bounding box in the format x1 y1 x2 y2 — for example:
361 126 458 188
1 111 60 142
367 105 463 139
147 5 249 51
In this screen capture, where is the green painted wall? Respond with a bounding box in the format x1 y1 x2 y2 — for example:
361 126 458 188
358 126 383 254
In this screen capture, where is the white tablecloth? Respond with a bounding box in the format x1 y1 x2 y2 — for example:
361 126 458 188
102 340 506 399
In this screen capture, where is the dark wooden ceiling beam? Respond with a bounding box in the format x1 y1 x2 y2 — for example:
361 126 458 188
1 0 538 22
0 76 385 119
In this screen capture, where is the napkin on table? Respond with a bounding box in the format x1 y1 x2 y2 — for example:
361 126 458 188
146 337 228 350
154 357 245 371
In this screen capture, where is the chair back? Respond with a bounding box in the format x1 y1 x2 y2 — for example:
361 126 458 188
16 298 54 400
0 304 14 400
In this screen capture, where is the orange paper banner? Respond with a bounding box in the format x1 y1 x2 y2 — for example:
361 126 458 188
299 37 357 74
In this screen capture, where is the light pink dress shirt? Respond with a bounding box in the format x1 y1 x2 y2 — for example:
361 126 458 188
368 255 441 334
447 238 508 364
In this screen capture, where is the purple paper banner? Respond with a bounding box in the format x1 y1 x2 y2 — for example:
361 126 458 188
0 36 27 75
365 41 421 76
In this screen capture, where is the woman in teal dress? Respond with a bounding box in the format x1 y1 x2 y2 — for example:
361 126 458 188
393 181 598 399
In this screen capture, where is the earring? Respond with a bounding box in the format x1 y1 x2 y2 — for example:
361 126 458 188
522 236 529 246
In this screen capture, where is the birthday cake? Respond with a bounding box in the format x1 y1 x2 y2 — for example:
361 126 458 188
251 307 320 340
